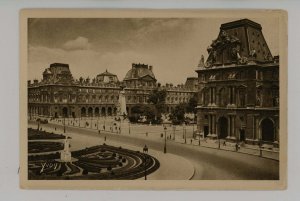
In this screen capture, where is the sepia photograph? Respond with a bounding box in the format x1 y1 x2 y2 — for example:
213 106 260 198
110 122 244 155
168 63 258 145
19 9 287 190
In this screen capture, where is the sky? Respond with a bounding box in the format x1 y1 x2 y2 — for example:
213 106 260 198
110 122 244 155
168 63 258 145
28 17 279 85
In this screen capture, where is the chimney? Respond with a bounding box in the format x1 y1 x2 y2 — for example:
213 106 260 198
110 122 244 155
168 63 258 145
33 79 38 84
132 63 136 68
27 80 31 85
149 65 153 71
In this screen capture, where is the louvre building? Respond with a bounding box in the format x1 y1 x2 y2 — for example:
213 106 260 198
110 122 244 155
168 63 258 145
195 19 279 146
28 63 197 120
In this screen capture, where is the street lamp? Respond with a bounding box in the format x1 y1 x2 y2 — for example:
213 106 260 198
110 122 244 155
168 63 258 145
183 123 186 144
164 126 167 153
259 138 263 157
142 145 148 180
63 116 66 133
172 125 176 140
128 122 131 134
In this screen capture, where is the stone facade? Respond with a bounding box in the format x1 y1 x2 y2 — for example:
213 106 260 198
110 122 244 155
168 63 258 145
28 63 197 119
195 19 279 146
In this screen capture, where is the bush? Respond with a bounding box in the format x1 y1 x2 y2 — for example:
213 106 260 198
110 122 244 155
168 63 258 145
118 162 123 167
122 158 126 163
82 169 88 175
111 171 115 175
112 153 116 157
107 166 112 171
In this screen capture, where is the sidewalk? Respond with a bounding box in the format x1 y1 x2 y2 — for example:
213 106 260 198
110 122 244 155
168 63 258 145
173 137 279 161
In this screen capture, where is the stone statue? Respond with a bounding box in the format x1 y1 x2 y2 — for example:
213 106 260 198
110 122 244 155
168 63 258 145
117 85 127 118
60 135 72 162
198 55 205 68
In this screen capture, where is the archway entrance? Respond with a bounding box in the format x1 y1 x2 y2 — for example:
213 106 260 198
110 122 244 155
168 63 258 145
95 107 100 117
239 129 245 141
203 126 209 137
81 107 86 117
261 118 274 142
101 107 106 116
62 107 68 118
218 116 228 139
107 107 112 116
88 107 93 117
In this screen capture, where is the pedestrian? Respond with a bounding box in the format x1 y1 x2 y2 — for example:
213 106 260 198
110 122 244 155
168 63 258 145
55 127 56 131
191 139 193 144
235 143 239 152
223 141 226 146
104 136 106 141
98 130 100 134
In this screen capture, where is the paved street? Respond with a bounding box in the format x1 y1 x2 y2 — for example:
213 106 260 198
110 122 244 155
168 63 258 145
30 120 279 180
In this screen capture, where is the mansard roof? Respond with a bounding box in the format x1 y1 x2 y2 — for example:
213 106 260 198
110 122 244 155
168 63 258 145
197 18 275 69
124 63 156 81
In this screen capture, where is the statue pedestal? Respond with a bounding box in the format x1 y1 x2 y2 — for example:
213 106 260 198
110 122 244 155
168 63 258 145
60 150 72 162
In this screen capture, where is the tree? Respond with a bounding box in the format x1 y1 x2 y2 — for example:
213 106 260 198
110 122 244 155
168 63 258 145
186 94 198 114
170 103 186 125
129 104 156 123
147 89 167 121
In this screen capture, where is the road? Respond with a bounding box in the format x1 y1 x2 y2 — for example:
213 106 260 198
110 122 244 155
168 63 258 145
30 121 279 180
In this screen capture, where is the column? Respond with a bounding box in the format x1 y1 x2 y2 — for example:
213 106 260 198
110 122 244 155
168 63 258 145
209 88 212 105
208 115 211 135
213 88 216 104
252 116 256 140
232 116 236 138
232 87 236 105
216 91 219 106
255 117 260 140
215 118 218 136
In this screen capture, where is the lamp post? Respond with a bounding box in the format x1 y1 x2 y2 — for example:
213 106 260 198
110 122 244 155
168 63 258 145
218 135 220 149
259 138 263 157
183 123 186 144
142 145 148 180
172 125 176 140
128 122 131 134
63 116 66 133
37 119 40 131
97 116 99 130
90 114 93 129
164 126 167 153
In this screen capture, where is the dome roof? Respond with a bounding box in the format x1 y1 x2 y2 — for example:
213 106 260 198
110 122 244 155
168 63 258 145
124 63 156 81
96 69 119 83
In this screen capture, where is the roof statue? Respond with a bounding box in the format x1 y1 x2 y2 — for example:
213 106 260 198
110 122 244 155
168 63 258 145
202 19 274 68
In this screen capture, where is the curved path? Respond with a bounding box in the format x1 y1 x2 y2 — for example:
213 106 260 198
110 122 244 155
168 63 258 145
30 122 279 180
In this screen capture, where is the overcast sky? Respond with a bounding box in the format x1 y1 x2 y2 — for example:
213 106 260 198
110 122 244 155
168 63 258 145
28 17 279 85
